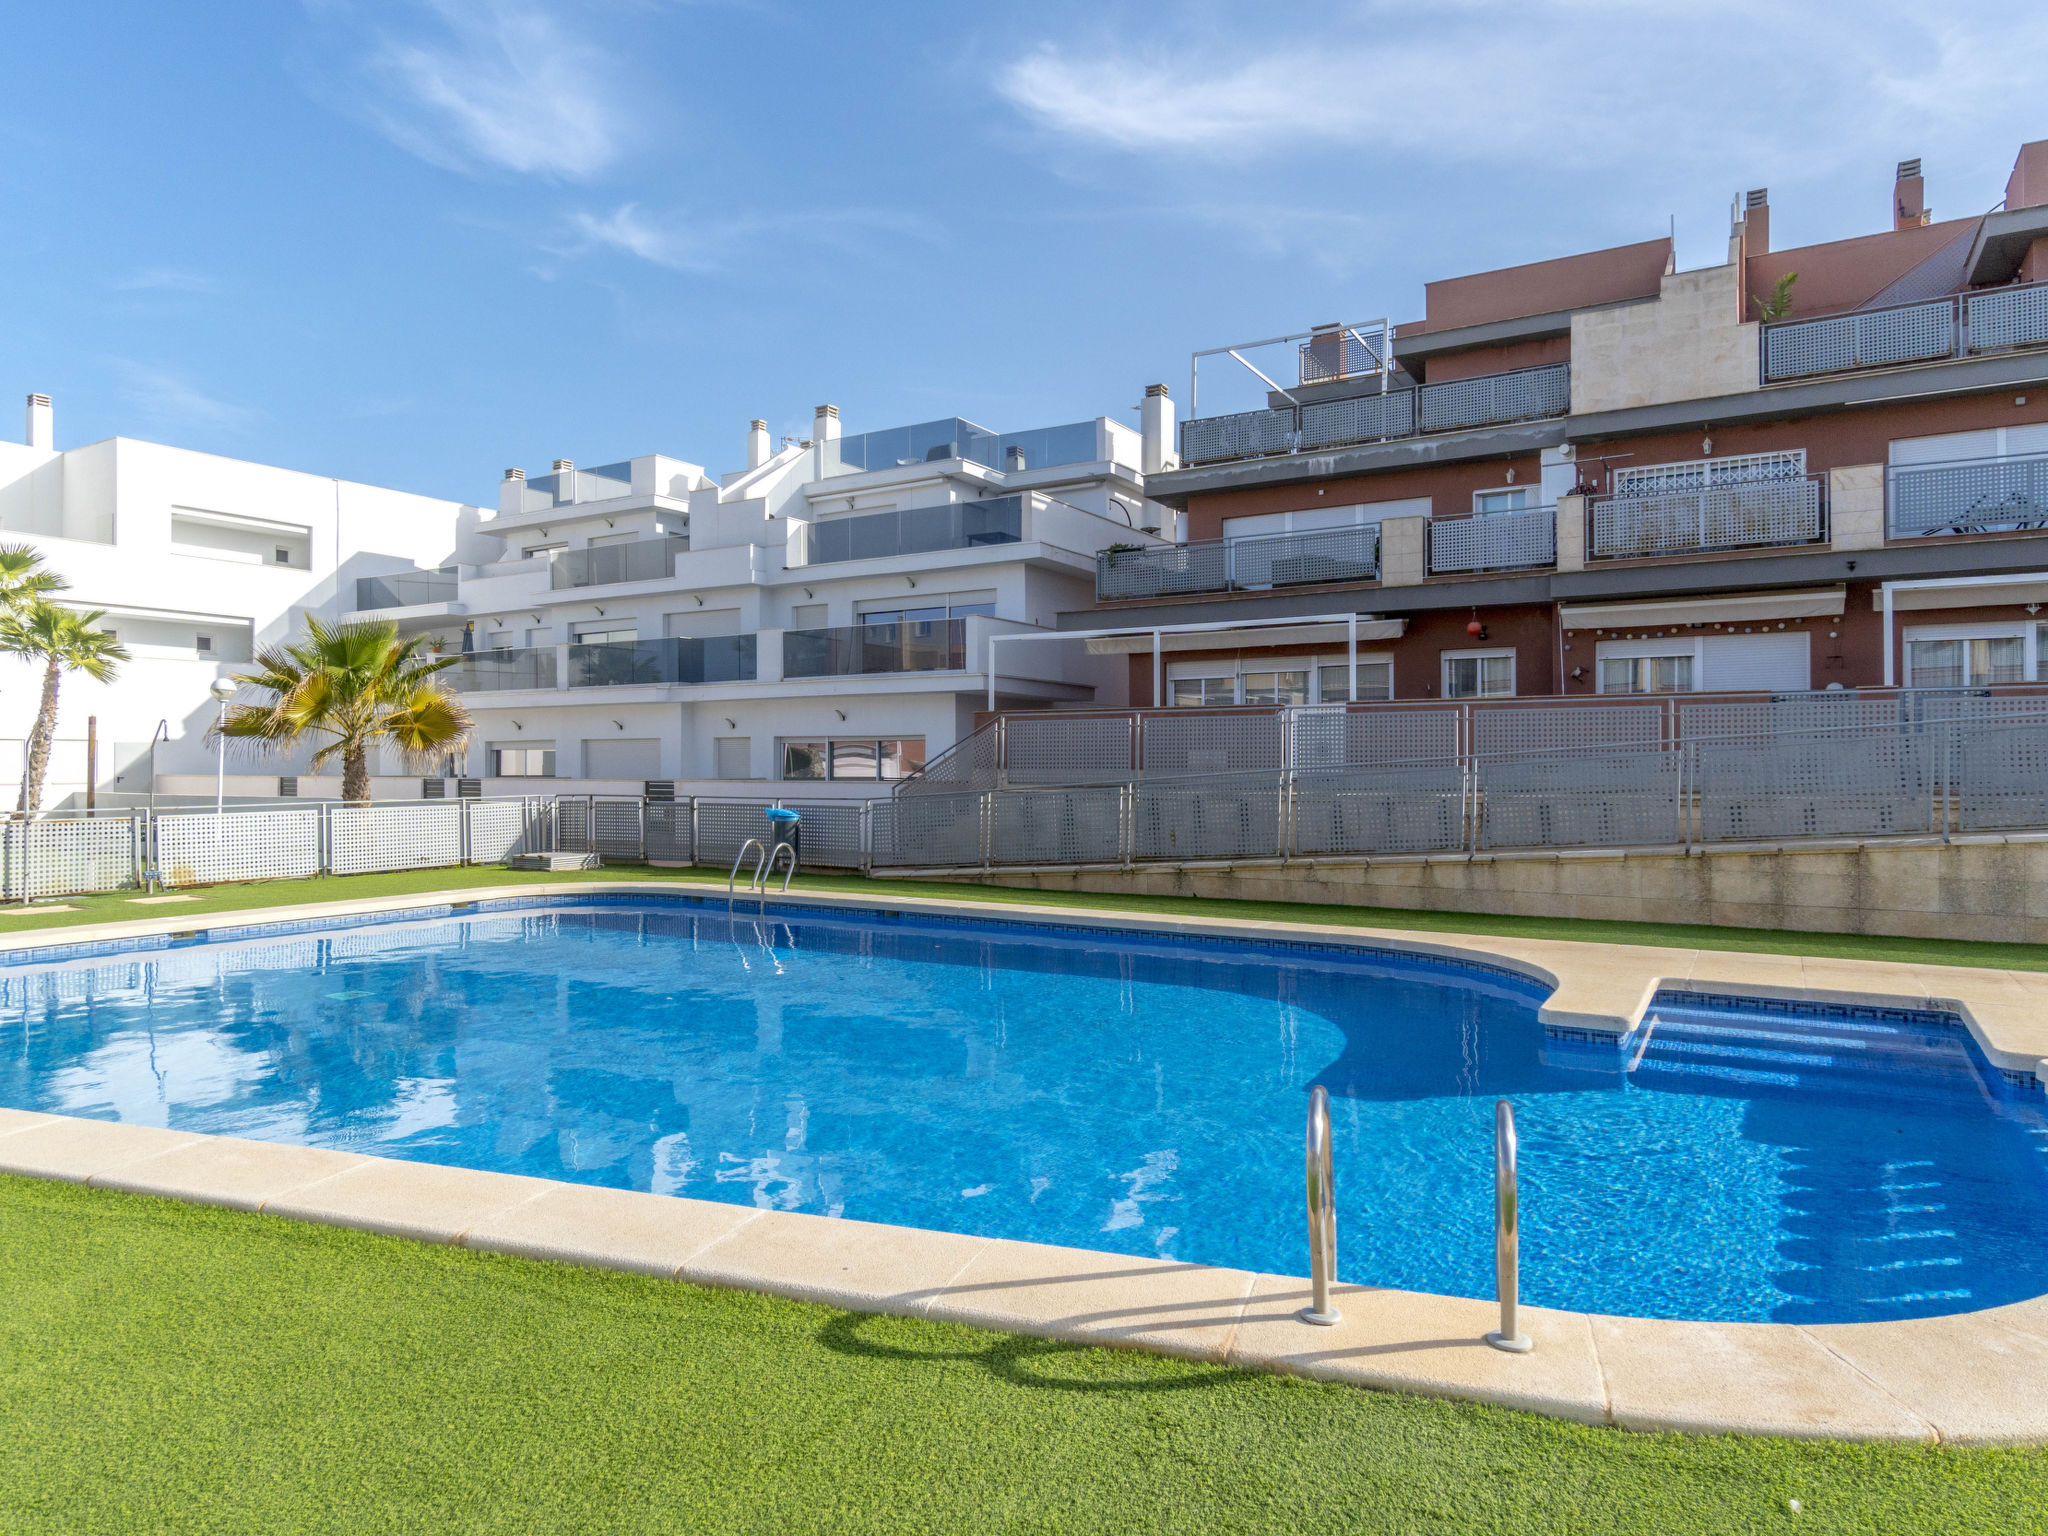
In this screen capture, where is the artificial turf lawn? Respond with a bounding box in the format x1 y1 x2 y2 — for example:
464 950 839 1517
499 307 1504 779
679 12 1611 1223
2 858 2046 975
0 1176 2037 1535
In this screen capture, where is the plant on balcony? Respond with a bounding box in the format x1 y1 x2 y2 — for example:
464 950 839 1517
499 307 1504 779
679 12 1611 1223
1102 542 1147 568
1 599 127 813
217 617 472 805
1754 270 1799 322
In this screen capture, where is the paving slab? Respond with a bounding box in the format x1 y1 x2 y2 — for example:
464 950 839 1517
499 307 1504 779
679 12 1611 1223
264 1157 555 1244
93 1134 370 1212
926 1239 1255 1362
0 1107 64 1140
0 1116 204 1183
1590 1314 1934 1441
1809 1311 2048 1445
1227 1275 1610 1425
463 1183 764 1278
681 1207 991 1315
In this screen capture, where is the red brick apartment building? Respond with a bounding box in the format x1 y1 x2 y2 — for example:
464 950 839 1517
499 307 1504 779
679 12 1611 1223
1063 142 2048 713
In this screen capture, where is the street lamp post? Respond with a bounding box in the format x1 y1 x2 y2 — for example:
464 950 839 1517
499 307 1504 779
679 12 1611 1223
209 678 237 816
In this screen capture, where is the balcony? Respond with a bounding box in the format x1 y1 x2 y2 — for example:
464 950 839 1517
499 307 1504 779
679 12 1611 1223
805 496 1023 566
549 535 688 590
354 571 457 609
1761 282 2048 383
783 620 966 678
1427 506 1557 574
444 646 555 692
1177 362 1570 467
1888 451 2048 538
567 635 756 688
1590 475 1826 560
515 461 635 513
819 419 1102 478
1096 524 1380 601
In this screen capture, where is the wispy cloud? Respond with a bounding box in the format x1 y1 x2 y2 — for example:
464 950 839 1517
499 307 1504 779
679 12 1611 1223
564 201 943 274
306 0 624 181
996 1 2048 186
112 363 257 432
112 268 217 294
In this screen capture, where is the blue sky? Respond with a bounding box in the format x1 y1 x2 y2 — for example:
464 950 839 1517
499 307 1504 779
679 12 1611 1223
4 1 2046 504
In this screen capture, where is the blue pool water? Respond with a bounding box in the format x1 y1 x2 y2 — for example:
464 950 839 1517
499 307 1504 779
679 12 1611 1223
2 895 2044 1325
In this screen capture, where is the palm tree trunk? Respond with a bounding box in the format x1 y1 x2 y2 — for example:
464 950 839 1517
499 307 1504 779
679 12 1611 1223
341 742 371 806
20 658 60 814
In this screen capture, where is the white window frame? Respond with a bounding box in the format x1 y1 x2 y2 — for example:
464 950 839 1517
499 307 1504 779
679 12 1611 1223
1441 648 1515 699
1595 636 1703 695
1473 487 1532 515
1901 621 2039 686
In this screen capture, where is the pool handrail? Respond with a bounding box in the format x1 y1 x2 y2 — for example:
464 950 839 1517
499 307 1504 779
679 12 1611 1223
1485 1098 1534 1353
764 840 798 893
728 840 766 910
1298 1084 1341 1325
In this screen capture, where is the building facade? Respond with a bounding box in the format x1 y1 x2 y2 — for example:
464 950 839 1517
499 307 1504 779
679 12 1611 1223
1069 142 2048 714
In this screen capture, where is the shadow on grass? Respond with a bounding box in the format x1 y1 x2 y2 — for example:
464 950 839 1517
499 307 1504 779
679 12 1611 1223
817 1310 1242 1395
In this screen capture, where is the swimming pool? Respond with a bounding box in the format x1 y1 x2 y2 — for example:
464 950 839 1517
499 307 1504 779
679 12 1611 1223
2 894 2043 1325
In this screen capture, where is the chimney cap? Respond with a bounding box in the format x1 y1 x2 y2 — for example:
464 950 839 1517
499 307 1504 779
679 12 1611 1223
553 459 573 472
1745 188 1768 209
1145 383 1170 398
749 418 767 431
26 393 50 408
1897 158 1922 181
504 467 525 480
813 404 838 420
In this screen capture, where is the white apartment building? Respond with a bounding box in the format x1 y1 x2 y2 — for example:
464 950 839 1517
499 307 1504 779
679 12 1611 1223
0 393 473 807
367 402 1179 798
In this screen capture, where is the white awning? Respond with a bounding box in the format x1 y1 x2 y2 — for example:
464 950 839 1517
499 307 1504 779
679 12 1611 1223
1085 619 1406 654
1559 588 1845 631
1874 572 2048 611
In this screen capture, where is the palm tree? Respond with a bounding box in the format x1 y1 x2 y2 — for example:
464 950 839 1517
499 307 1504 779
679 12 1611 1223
0 601 127 814
218 617 471 805
0 544 65 614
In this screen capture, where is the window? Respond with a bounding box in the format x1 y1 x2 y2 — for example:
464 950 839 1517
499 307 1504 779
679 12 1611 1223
489 746 556 777
714 737 752 779
1168 676 1235 707
573 625 636 645
790 603 828 629
1316 661 1393 702
525 627 551 648
486 631 515 650
1241 670 1309 706
522 542 565 560
1600 654 1694 694
195 635 213 655
274 547 292 565
1443 651 1514 699
862 606 948 627
1474 488 1531 515
781 738 927 780
1905 637 2024 689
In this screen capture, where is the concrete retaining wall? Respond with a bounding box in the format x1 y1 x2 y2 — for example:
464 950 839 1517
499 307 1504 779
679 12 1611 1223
908 834 2048 944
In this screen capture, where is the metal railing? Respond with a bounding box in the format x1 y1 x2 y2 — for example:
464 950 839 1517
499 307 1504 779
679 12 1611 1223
1427 506 1557 574
550 535 688 590
1177 362 1570 467
1485 1100 1532 1353
804 496 1023 566
445 646 556 692
1589 474 1825 560
1097 524 1380 600
782 619 966 678
1887 451 2048 538
1762 281 2048 383
567 634 756 688
1299 1085 1341 1326
517 462 636 511
354 571 457 609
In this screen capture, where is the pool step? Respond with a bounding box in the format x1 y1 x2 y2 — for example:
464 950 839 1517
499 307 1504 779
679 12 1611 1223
1626 1004 1989 1096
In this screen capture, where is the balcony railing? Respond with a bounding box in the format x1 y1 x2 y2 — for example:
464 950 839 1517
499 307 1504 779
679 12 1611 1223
1096 524 1380 600
1761 282 2048 383
782 620 966 678
805 496 1023 566
1590 475 1826 560
568 635 756 688
549 535 688 590
1177 362 1570 467
445 647 556 692
354 571 457 609
517 461 636 513
1888 451 2048 538
1427 506 1557 574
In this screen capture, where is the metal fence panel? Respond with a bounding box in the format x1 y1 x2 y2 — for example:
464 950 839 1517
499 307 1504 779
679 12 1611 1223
1473 704 1663 756
1679 695 1900 744
1418 363 1570 433
1094 540 1230 600
464 798 545 863
1478 747 1680 849
1427 506 1556 573
1227 525 1380 588
644 801 692 861
330 802 464 875
1298 390 1415 450
592 797 644 859
694 801 771 867
0 816 140 900
1964 283 2048 354
1178 407 1297 465
1591 478 1823 558
1887 452 2048 537
990 787 1124 865
1132 774 1282 861
1140 711 1286 777
157 808 323 887
1693 729 1935 842
556 797 592 852
1764 299 1957 381
900 720 1002 795
876 792 985 867
1955 719 2048 830
1292 766 1465 856
1005 715 1133 785
785 802 866 868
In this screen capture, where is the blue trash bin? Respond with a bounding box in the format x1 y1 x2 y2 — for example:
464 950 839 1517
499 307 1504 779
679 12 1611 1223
765 806 800 866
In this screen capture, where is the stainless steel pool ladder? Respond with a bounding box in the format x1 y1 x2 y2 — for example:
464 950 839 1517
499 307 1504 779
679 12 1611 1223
1298 1084 1341 1326
764 840 798 893
728 840 766 911
1485 1098 1533 1353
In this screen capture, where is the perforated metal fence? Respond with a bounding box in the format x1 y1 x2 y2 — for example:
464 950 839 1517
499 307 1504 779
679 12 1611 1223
1005 715 1134 785
1966 284 2048 354
330 802 465 875
157 807 325 888
1887 451 2048 537
1590 476 1824 559
1954 718 2048 831
0 816 142 901
1478 746 1680 850
1140 712 1287 777
1691 728 1938 843
1764 298 1958 381
1427 506 1556 573
1292 765 1465 857
990 787 1125 865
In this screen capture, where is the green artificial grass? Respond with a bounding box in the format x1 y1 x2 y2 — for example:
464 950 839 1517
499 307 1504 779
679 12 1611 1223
1 859 2044 974
0 1175 2037 1535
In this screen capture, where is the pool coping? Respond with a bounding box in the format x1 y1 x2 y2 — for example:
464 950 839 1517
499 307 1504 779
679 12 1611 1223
5 877 2048 1444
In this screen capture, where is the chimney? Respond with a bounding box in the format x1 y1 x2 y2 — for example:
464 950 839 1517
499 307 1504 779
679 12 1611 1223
812 403 841 443
24 393 52 451
1895 158 1928 230
553 458 573 473
2007 140 2048 213
747 419 770 469
1140 383 1176 476
1743 188 1770 255
499 467 525 517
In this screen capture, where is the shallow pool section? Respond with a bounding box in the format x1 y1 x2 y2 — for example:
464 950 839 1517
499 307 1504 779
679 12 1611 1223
1 896 2043 1324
